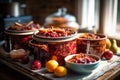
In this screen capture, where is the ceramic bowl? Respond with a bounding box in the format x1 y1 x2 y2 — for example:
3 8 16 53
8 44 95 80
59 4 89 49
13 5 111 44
64 54 100 74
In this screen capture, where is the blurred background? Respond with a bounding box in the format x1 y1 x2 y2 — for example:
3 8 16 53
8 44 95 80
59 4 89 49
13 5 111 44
0 0 77 32
0 0 120 41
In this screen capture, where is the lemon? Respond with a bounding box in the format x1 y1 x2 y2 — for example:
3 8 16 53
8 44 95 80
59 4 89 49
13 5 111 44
45 60 59 72
54 66 67 77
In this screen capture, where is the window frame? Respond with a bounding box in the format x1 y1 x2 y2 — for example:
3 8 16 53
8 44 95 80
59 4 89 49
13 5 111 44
77 0 99 31
99 0 119 39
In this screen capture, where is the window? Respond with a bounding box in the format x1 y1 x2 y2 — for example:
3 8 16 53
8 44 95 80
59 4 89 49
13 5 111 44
77 0 120 40
99 0 120 40
77 0 99 31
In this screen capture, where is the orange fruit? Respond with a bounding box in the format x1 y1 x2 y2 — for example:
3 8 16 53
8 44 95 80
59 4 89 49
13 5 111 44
54 66 67 77
51 55 58 61
45 60 59 72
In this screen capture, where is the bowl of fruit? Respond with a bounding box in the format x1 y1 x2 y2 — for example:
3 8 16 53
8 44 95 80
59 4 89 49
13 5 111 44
64 53 100 74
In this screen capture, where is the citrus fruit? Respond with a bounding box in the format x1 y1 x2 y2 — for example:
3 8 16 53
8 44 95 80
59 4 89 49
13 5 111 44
54 66 67 77
45 60 59 72
51 55 58 61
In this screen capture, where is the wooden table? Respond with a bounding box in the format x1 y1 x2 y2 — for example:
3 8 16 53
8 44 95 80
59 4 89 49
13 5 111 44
0 58 120 80
0 63 31 80
0 41 120 80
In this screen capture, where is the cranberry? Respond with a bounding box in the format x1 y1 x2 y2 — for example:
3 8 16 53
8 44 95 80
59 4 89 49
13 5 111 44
103 50 114 60
31 60 42 70
21 55 30 64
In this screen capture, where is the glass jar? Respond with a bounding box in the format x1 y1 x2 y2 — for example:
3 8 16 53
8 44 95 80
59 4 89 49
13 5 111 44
44 7 80 30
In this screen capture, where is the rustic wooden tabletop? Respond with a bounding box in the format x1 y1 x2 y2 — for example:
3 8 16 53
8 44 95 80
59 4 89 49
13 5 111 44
0 40 120 80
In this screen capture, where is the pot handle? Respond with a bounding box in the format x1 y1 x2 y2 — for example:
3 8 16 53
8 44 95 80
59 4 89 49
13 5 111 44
28 40 48 52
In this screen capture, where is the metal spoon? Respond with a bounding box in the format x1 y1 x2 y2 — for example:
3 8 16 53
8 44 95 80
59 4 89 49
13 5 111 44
86 41 90 54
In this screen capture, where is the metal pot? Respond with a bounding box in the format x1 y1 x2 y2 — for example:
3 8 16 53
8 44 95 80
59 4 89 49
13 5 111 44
4 30 34 52
4 21 40 52
29 29 78 66
77 33 107 58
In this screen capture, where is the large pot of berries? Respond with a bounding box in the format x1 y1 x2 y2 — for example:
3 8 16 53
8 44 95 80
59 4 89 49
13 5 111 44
29 27 78 66
4 21 40 52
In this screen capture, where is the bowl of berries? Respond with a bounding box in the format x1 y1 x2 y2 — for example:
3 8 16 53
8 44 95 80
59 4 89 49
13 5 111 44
64 53 100 74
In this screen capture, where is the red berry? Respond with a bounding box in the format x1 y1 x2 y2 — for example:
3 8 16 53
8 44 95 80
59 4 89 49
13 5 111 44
31 60 41 70
103 50 114 60
21 55 29 64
